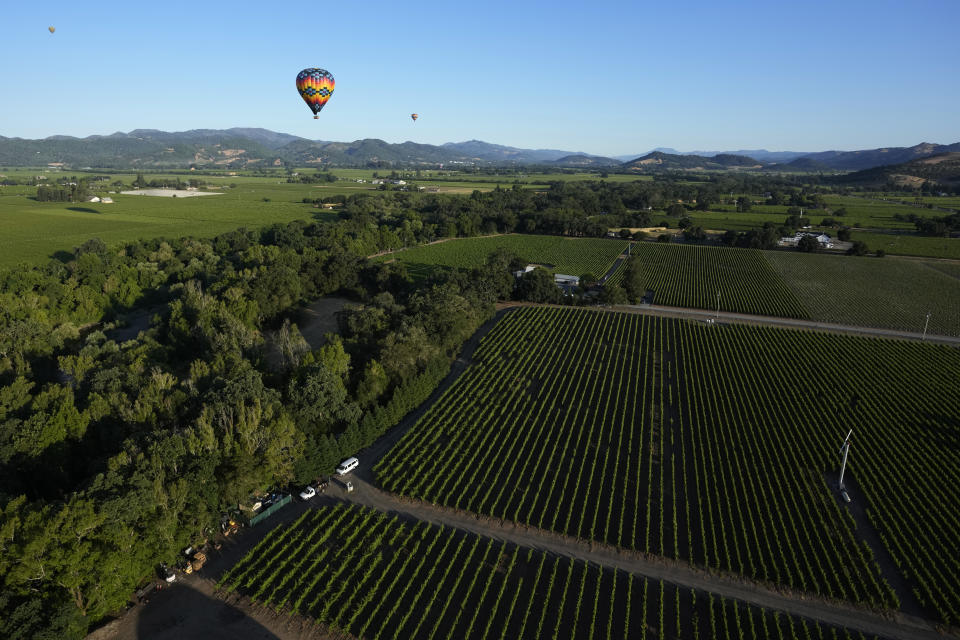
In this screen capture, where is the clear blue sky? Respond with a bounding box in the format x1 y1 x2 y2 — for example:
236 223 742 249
1 0 958 156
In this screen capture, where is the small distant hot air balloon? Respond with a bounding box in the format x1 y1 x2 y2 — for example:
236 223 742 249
410 113 419 122
296 68 335 119
48 26 55 34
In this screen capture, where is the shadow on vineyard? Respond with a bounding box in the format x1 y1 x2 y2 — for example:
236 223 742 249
129 582 283 640
823 471 926 620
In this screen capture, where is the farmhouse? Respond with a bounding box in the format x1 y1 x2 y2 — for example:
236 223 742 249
554 274 580 287
513 265 536 278
779 232 834 248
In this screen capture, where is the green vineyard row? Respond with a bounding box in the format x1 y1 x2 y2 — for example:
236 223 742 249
376 307 960 623
220 503 883 640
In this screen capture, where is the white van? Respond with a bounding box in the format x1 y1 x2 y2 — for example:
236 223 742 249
336 457 359 475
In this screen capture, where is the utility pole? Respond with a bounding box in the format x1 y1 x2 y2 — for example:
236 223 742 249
922 311 931 340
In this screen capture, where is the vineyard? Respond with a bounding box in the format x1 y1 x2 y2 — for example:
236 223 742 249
765 251 960 337
220 503 883 640
380 234 628 280
604 242 959 336
376 307 960 623
612 243 810 318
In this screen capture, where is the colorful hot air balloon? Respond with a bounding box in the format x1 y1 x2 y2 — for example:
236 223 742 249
410 113 419 122
48 26 55 34
296 68 335 119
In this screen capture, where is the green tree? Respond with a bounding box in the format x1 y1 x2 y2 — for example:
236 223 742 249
515 268 560 303
600 283 628 305
847 240 869 256
355 359 388 407
797 235 820 252
288 362 360 435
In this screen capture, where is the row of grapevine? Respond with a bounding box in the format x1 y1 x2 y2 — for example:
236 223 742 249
375 306 960 621
763 250 960 337
220 503 884 639
622 243 810 318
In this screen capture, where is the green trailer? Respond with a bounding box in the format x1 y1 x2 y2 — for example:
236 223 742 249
247 494 292 528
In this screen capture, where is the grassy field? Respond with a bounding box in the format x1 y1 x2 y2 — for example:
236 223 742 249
220 503 878 640
377 307 960 623
0 188 340 266
765 251 960 336
380 235 628 280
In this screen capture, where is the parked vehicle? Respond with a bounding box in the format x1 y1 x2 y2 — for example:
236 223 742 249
336 457 359 475
299 486 317 500
158 563 176 584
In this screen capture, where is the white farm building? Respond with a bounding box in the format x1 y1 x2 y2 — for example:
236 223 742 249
779 232 834 248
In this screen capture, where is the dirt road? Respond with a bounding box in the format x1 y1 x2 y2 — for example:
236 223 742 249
331 475 948 640
496 300 960 345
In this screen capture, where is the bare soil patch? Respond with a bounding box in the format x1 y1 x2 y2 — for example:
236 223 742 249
120 189 223 197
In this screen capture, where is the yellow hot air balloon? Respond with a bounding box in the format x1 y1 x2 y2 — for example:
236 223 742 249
48 26 55 34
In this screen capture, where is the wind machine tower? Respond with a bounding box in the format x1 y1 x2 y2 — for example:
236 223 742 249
838 429 853 503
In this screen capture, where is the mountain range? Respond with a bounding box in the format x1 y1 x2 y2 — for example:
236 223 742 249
0 128 957 173
836 152 960 187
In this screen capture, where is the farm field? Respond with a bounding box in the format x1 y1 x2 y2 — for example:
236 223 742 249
380 234 629 280
849 230 960 260
376 307 960 623
604 243 958 336
688 197 946 233
622 244 809 318
916 196 960 209
765 251 960 336
220 503 881 640
818 195 942 230
0 191 338 267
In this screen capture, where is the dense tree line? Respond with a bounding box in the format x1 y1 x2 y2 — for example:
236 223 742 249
895 211 960 236
35 180 90 202
0 211 504 637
